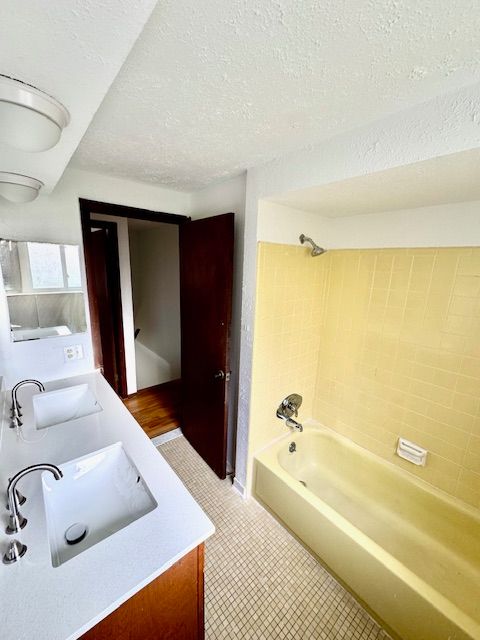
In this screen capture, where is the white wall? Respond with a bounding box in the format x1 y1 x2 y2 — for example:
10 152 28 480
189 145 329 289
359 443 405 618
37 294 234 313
259 199 480 249
235 81 480 493
257 200 330 246
0 167 190 388
326 200 480 249
0 167 191 244
190 173 247 474
129 224 181 388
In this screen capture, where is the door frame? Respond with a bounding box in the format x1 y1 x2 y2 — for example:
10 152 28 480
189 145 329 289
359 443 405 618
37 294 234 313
79 198 190 397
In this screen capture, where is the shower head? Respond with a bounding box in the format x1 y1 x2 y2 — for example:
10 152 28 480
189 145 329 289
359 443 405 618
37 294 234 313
299 234 326 257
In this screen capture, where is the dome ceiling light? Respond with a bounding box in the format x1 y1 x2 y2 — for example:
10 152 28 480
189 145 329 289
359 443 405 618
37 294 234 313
0 173 43 203
0 76 70 152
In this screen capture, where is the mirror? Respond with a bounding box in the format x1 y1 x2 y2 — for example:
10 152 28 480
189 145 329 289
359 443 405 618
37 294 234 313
0 239 87 342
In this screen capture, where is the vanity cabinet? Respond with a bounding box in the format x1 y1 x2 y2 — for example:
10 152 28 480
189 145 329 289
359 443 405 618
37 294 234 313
81 544 205 640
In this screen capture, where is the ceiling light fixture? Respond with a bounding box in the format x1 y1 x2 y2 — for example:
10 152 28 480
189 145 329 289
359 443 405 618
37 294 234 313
0 76 70 152
0 173 43 203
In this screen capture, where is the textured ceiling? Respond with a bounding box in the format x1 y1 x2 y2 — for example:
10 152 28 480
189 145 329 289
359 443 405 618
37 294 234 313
72 0 480 191
269 148 480 216
0 0 157 193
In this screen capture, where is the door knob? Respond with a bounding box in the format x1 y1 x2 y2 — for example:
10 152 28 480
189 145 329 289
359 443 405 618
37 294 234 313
214 370 230 381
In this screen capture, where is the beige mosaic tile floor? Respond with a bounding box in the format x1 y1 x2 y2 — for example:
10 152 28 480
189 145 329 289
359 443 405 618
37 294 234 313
159 436 392 640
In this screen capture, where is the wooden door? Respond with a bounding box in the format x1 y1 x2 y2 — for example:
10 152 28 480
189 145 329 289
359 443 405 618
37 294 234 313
179 213 234 479
83 221 127 397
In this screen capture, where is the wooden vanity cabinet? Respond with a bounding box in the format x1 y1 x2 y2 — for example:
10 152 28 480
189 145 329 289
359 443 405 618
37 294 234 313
81 544 204 640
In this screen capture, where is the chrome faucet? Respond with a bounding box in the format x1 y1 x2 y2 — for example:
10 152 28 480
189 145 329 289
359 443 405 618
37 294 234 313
276 393 303 432
284 416 303 432
6 463 63 535
10 379 45 428
5 477 26 511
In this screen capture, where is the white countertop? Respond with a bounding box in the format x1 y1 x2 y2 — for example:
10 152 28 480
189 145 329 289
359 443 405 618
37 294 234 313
0 372 214 640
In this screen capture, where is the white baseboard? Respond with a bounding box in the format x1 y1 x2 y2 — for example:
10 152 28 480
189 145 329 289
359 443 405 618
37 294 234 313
232 476 246 498
152 428 182 447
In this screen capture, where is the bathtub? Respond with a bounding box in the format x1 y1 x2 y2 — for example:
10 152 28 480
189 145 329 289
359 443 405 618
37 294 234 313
254 426 480 640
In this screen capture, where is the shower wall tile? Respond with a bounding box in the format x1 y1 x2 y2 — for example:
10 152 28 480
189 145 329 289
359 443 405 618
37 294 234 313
314 247 480 511
247 242 329 483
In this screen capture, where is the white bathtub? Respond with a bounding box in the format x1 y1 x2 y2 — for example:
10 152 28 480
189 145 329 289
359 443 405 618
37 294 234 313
254 426 480 640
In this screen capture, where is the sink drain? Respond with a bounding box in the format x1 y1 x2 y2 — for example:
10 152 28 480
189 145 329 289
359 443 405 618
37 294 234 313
65 522 88 545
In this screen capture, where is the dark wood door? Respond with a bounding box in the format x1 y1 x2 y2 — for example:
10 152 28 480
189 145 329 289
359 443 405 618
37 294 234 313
83 222 127 397
179 213 234 479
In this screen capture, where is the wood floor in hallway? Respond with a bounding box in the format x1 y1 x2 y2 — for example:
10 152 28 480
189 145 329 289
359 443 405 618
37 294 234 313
123 379 181 439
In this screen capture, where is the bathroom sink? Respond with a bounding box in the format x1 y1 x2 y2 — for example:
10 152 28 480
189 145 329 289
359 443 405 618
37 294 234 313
11 325 72 341
42 442 157 567
33 383 102 429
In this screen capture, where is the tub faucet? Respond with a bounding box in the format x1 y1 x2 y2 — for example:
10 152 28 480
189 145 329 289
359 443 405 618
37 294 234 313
277 394 303 432
6 463 63 535
285 417 303 432
10 379 45 428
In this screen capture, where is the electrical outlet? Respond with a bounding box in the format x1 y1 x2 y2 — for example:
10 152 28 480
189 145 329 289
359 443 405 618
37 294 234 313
64 344 84 362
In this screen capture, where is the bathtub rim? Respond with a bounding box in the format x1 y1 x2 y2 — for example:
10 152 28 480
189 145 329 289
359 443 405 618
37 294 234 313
259 420 480 523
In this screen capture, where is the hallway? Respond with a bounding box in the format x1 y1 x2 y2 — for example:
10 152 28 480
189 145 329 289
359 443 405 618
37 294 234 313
124 379 181 438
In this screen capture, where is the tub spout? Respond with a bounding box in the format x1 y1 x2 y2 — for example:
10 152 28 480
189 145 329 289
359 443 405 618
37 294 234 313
285 417 303 432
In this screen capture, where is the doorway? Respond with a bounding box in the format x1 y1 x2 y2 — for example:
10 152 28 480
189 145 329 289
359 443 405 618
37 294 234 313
79 199 234 479
126 217 182 439
128 218 181 392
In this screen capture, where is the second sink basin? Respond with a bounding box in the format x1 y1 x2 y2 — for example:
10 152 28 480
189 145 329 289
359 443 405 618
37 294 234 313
33 383 102 429
42 442 157 566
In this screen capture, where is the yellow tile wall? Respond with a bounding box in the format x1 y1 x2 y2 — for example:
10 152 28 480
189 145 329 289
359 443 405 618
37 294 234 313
249 243 480 510
248 242 329 480
314 247 480 511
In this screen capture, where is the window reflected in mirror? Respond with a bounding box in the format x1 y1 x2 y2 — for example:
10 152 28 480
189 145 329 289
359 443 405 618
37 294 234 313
0 239 87 342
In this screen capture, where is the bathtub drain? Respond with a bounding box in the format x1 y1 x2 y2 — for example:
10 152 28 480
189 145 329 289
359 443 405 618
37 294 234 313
299 480 307 487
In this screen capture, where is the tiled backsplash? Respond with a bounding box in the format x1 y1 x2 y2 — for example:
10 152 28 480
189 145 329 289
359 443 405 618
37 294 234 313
251 243 480 510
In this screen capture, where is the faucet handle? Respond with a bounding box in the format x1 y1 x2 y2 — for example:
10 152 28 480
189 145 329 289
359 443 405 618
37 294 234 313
6 511 27 534
9 416 23 429
277 394 303 426
279 394 302 417
3 539 27 564
282 400 298 417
